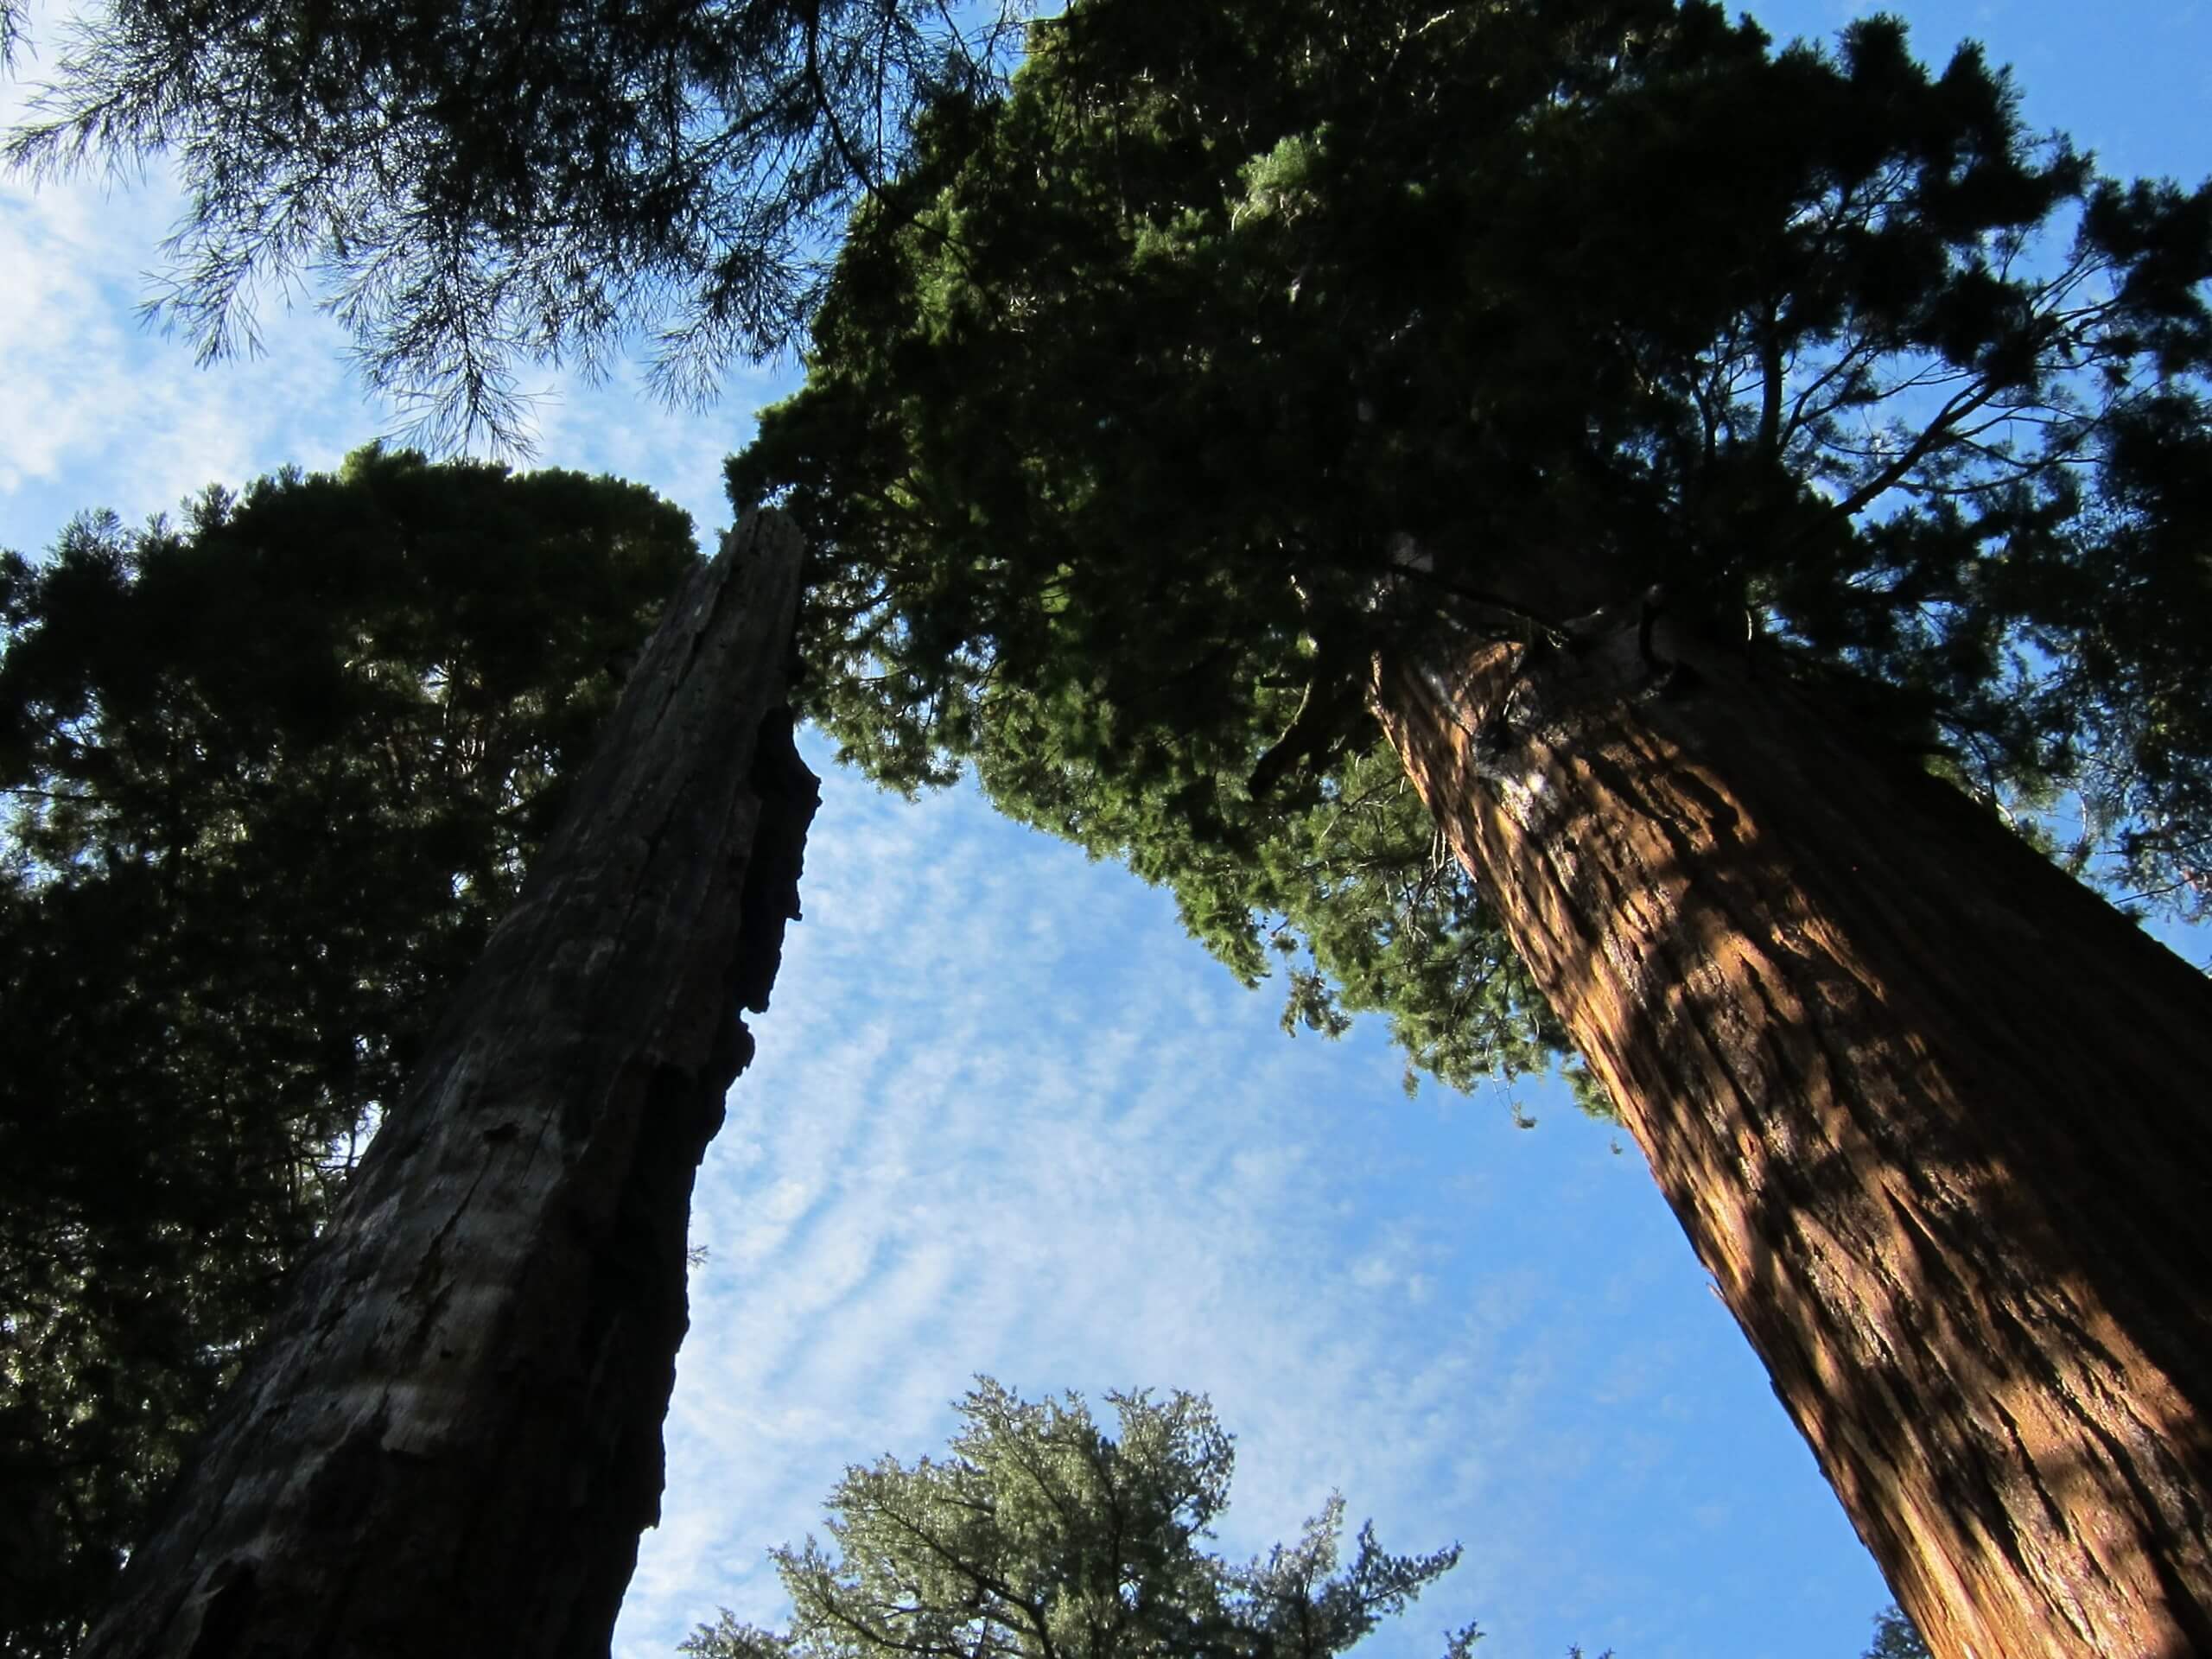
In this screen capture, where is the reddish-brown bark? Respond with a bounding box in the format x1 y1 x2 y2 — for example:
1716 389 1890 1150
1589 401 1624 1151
1375 615 2212 1659
79 511 817 1659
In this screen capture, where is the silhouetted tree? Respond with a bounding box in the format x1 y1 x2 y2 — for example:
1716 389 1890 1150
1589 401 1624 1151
3 456 817 1658
0 446 700 1654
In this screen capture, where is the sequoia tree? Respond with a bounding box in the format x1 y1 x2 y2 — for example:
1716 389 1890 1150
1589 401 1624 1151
724 4 2212 1656
682 1380 1478 1659
0 447 699 1653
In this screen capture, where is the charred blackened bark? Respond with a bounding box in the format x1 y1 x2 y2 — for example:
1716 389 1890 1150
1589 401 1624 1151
82 511 819 1659
1375 617 2212 1659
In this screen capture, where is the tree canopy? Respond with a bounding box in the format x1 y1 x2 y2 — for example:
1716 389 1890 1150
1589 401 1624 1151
4 0 1033 448
728 0 2212 1094
0 446 698 1655
1860 1605 1934 1659
680 1380 1478 1659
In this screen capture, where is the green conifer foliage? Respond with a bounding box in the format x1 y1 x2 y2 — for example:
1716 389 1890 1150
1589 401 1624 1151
6 0 1034 448
731 0 2211 1098
681 1380 1478 1659
1861 1605 1934 1659
0 447 697 1656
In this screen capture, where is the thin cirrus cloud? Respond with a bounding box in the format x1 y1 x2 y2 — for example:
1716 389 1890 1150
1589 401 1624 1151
0 147 763 553
613 746 1887 1659
0 166 312 526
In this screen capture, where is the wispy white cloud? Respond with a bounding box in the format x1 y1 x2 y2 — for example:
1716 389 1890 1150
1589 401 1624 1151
0 149 767 553
0 165 365 537
613 751 1882 1659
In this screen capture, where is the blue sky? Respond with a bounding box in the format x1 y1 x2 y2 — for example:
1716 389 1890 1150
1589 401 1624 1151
2 3 2206 1656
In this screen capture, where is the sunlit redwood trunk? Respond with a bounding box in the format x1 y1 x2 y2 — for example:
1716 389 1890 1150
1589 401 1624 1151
81 511 819 1659
1373 615 2212 1659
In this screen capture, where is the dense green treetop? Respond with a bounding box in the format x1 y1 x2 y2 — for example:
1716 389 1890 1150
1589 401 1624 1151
1859 1605 1934 1659
730 0 2212 1089
680 1379 1478 1659
0 446 697 1656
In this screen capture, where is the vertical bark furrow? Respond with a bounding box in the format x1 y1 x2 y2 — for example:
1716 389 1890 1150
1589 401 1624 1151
82 512 819 1659
1375 620 2212 1659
